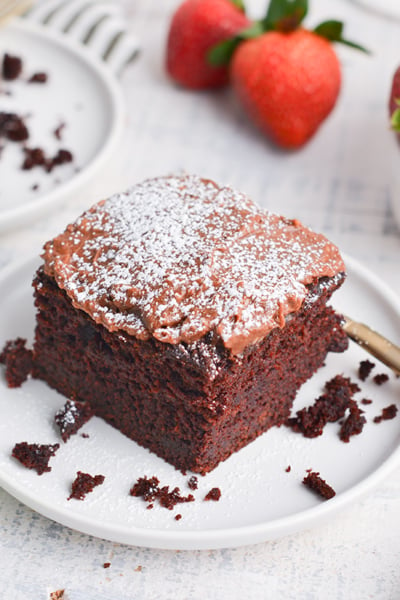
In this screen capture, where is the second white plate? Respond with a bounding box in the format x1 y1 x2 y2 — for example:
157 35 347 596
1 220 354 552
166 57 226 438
0 255 399 550
0 20 124 231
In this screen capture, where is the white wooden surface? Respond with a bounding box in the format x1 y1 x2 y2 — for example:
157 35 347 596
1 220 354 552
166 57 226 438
0 0 399 598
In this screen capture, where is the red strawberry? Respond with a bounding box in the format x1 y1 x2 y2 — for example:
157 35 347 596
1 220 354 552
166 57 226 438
230 29 342 149
166 0 251 90
389 65 400 136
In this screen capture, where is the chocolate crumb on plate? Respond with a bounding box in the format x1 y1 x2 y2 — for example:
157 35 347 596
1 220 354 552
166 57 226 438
373 373 389 386
302 471 336 500
373 404 398 423
358 359 375 381
12 442 59 475
54 398 94 442
67 471 105 500
0 337 33 387
0 112 29 142
158 486 195 510
204 487 221 501
286 374 360 438
130 476 160 502
22 146 73 173
361 398 373 405
187 475 198 490
28 72 48 84
54 122 66 140
22 147 46 170
130 476 194 510
49 591 65 600
339 400 366 442
46 148 73 173
2 53 22 80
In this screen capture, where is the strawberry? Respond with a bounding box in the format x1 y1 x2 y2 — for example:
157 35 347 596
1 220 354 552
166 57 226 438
210 0 367 149
166 0 251 90
231 29 341 148
389 65 400 136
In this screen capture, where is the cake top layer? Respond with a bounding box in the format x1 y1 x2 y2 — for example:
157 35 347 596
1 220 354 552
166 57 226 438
42 174 345 355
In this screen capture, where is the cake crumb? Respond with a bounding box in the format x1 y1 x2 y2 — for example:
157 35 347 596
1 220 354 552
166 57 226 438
361 398 373 405
158 486 195 510
49 591 65 600
204 487 221 501
130 476 160 502
22 146 73 172
54 398 93 442
28 72 48 83
103 562 111 569
175 514 182 521
12 442 59 475
373 373 389 386
134 566 142 572
2 53 22 80
187 475 198 490
302 471 336 500
46 148 73 172
358 359 375 381
339 400 366 442
22 146 46 170
0 111 29 141
130 476 194 509
0 337 33 387
54 122 66 140
373 404 398 424
67 471 105 500
285 465 291 473
286 375 360 438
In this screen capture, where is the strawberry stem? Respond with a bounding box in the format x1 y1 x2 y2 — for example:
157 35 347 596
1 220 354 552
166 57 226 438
208 0 369 67
314 20 370 53
262 0 308 32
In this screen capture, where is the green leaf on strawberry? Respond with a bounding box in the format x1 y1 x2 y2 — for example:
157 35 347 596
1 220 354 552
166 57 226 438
208 22 264 66
391 99 400 133
263 0 308 32
229 0 246 11
314 20 369 53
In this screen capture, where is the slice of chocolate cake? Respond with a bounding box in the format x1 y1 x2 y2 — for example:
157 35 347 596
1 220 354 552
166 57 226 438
31 174 348 474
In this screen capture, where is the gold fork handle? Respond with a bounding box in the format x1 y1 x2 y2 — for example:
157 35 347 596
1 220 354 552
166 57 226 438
343 316 400 376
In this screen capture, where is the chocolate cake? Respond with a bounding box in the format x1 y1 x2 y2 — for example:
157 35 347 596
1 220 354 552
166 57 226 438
31 174 348 474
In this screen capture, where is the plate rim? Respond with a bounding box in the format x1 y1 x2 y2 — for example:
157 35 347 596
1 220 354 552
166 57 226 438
0 19 125 232
0 253 399 550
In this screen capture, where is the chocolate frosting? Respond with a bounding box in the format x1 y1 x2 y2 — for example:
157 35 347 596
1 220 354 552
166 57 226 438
42 175 345 355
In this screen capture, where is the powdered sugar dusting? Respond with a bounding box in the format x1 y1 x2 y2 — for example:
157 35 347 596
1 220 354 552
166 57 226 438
43 175 345 354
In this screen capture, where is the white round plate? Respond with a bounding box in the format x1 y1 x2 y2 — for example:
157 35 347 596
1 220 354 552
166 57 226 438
0 256 399 550
0 20 124 232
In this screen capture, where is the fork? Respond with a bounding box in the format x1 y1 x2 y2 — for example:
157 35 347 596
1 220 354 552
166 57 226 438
343 315 400 376
0 0 32 26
